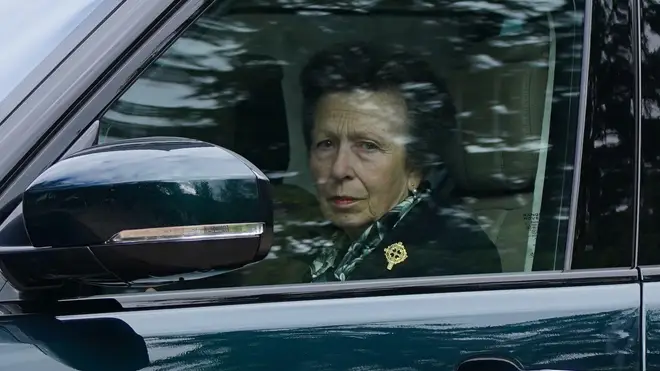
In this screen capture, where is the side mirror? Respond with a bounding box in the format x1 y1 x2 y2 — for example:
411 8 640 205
0 137 273 293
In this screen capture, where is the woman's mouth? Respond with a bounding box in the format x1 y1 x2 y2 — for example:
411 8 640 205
329 196 361 208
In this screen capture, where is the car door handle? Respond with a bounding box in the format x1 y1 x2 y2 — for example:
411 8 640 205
457 356 574 371
457 357 523 371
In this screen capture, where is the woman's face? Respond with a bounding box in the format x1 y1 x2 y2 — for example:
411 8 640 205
309 89 421 238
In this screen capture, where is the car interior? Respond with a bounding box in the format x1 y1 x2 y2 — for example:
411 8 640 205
98 3 573 275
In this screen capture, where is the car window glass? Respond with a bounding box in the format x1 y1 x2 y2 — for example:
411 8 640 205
0 0 104 105
95 0 585 290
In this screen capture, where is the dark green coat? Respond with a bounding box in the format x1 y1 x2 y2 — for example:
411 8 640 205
332 196 502 281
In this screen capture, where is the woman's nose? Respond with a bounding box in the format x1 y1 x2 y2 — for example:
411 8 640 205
330 145 353 180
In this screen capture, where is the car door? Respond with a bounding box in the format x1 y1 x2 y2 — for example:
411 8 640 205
0 0 643 370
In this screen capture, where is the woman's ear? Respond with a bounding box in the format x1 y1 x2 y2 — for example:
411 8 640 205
407 169 423 193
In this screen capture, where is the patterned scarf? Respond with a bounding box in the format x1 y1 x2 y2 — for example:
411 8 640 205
309 191 425 282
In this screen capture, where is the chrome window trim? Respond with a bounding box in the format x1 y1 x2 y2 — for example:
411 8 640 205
83 268 641 312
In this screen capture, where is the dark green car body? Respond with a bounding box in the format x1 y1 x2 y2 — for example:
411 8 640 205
0 273 644 370
0 0 659 370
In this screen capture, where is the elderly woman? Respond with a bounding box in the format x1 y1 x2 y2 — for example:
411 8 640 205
297 42 501 282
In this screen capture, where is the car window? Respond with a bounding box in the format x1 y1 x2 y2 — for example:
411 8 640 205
96 0 585 288
0 0 105 107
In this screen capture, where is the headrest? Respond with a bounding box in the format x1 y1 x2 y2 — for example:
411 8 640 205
443 33 551 194
228 54 290 183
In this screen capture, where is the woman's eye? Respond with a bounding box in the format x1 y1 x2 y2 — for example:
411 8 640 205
316 140 333 149
358 142 379 151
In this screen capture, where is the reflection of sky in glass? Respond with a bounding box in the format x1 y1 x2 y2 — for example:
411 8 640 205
0 0 103 103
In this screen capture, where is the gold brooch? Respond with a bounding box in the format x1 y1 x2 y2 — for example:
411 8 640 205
384 242 408 270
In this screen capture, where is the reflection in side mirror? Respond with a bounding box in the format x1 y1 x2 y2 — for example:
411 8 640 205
0 137 273 295
0 316 149 371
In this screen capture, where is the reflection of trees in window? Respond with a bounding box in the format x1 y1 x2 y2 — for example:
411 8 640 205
571 0 636 269
99 14 287 148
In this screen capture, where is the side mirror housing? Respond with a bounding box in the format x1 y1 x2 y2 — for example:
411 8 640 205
0 137 273 293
